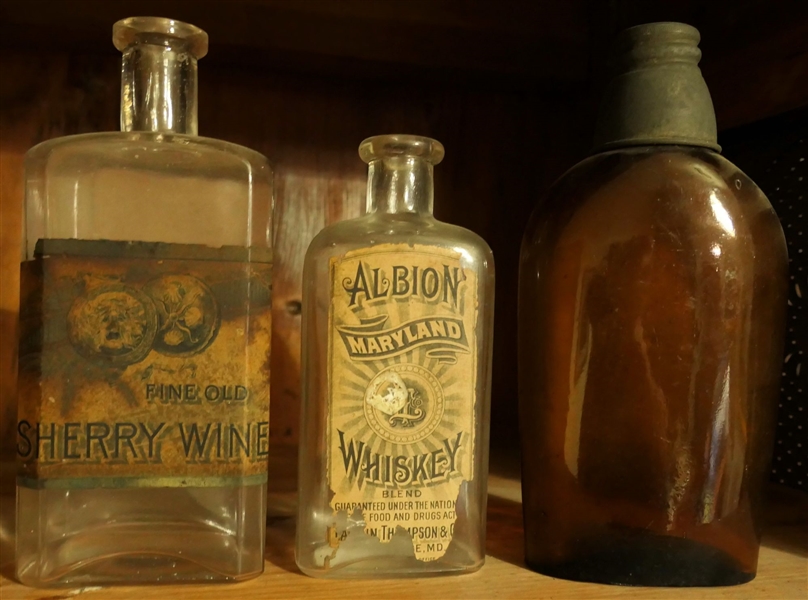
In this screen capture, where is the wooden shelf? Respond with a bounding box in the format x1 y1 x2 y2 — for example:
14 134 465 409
2 1 808 465
2 471 806 600
0 3 807 598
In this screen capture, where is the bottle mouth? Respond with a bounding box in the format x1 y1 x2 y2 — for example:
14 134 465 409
359 134 445 165
612 22 701 70
113 16 209 59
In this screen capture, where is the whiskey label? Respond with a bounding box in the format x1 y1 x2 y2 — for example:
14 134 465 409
16 239 272 489
327 244 477 561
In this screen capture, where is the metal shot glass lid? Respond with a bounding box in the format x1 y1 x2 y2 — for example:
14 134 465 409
593 22 721 153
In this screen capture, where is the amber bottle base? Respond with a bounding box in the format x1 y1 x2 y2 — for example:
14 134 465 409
526 532 755 587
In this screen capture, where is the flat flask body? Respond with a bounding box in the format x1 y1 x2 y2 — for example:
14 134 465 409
518 146 788 586
296 137 495 577
16 130 273 586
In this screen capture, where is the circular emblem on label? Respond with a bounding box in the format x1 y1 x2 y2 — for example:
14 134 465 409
364 364 445 444
67 284 157 366
143 275 220 357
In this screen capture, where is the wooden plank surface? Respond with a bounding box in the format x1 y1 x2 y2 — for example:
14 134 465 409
3 0 808 467
3 1 808 462
1 466 805 600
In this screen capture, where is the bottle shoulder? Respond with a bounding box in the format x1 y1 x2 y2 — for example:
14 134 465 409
25 131 271 174
527 147 776 232
546 146 768 206
306 215 493 273
521 145 786 265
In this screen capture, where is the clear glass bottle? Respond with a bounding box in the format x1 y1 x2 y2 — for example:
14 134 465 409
518 23 788 586
16 17 273 586
296 135 494 577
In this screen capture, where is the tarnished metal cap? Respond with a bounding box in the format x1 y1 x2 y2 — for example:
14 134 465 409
593 22 721 153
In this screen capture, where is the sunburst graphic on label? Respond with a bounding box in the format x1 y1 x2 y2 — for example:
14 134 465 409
332 351 469 495
330 296 473 494
363 364 445 444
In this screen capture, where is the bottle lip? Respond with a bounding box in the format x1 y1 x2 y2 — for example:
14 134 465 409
617 22 700 47
113 16 209 59
359 134 445 165
612 22 701 71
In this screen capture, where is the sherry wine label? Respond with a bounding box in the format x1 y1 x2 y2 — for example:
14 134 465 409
16 239 272 489
327 244 477 561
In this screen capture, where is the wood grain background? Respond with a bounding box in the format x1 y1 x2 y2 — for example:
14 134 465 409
2 0 808 470
0 47 587 464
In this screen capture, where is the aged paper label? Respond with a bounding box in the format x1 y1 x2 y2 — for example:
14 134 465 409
17 239 272 489
328 243 477 561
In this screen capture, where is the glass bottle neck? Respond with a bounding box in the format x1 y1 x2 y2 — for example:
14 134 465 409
120 40 198 135
365 156 434 216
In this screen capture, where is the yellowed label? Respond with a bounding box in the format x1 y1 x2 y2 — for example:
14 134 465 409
16 239 271 489
327 243 477 561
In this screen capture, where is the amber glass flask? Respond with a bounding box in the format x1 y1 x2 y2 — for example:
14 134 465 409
518 23 788 586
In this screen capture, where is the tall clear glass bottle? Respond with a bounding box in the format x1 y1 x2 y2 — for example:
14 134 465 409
296 135 494 577
16 17 273 586
518 23 788 586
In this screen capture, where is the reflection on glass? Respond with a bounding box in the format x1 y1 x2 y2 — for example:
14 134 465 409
519 146 787 586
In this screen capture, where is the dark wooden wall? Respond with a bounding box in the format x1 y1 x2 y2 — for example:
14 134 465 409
2 0 808 470
0 46 587 464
